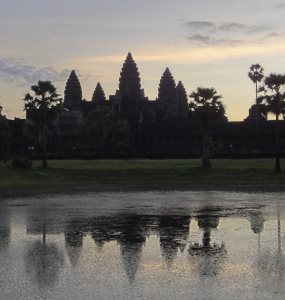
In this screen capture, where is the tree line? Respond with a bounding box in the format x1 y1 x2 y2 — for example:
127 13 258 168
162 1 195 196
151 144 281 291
248 64 285 173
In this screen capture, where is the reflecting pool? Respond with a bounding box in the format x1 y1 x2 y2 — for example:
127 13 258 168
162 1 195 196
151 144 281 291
0 191 285 299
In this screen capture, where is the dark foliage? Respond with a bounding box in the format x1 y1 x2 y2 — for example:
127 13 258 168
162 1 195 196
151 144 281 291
12 156 32 169
189 87 226 168
0 104 11 161
258 73 285 173
23 81 62 169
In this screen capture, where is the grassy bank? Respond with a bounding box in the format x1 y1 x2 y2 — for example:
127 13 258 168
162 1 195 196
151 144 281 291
0 159 285 197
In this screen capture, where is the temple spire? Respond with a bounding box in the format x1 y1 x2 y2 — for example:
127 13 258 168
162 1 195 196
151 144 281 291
176 81 188 117
157 68 178 118
158 68 176 102
119 52 144 100
92 82 106 103
64 70 82 110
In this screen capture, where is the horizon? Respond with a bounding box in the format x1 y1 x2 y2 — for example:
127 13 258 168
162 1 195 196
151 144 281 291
1 0 285 121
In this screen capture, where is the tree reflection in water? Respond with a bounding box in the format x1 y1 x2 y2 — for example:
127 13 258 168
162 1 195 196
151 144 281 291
255 209 285 293
25 216 64 287
25 240 64 287
0 208 10 251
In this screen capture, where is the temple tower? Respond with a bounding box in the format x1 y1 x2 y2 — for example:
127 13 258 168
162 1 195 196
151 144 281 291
176 81 188 117
64 70 82 110
110 52 148 122
118 52 145 100
92 82 106 103
157 68 178 118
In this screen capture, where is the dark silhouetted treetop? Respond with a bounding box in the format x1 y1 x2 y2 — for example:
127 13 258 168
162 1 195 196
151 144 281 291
259 73 285 118
189 87 226 169
24 81 62 113
189 87 226 126
248 63 264 110
248 64 264 87
64 70 82 110
119 52 144 99
23 80 62 169
92 82 106 103
248 64 265 154
0 103 11 159
258 73 285 174
158 68 176 103
176 81 188 116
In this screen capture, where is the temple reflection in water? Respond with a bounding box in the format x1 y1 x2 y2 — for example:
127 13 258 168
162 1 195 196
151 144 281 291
14 202 285 286
1 192 285 299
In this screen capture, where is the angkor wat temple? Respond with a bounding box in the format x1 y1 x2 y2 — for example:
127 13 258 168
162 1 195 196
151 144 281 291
7 53 285 158
63 53 188 120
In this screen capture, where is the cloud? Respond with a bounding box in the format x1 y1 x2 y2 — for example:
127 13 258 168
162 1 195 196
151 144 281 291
184 21 274 34
217 23 273 34
275 3 285 9
183 21 214 30
187 34 211 44
183 20 276 46
0 58 70 86
188 34 242 46
258 32 280 42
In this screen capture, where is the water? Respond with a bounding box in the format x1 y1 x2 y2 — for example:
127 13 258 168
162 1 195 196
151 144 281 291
0 191 285 299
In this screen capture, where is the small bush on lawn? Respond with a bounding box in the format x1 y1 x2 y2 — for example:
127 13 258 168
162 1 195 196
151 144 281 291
12 156 32 170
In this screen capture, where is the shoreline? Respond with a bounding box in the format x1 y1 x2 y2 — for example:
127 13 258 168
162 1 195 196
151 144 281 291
1 181 285 200
1 158 285 199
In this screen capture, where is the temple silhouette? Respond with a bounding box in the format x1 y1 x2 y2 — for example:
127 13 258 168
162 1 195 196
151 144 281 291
63 53 189 122
5 52 285 158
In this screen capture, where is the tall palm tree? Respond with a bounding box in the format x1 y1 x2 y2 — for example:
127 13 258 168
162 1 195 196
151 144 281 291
248 64 264 105
189 87 226 169
24 81 62 169
248 64 264 152
259 73 285 173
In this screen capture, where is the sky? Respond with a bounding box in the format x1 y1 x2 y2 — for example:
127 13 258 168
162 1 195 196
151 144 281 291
1 0 285 121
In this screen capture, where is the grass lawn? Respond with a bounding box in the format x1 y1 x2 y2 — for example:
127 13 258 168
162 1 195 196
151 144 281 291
0 159 285 197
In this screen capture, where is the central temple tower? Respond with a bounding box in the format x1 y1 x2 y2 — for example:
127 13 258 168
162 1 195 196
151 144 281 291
119 52 145 100
110 53 148 117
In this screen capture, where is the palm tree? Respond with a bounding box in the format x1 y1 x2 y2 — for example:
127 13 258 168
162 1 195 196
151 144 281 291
259 73 285 173
0 104 11 162
24 81 62 169
189 87 226 169
248 64 264 152
248 64 264 105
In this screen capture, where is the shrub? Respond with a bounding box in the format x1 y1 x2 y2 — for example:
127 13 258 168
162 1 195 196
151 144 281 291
12 156 32 170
